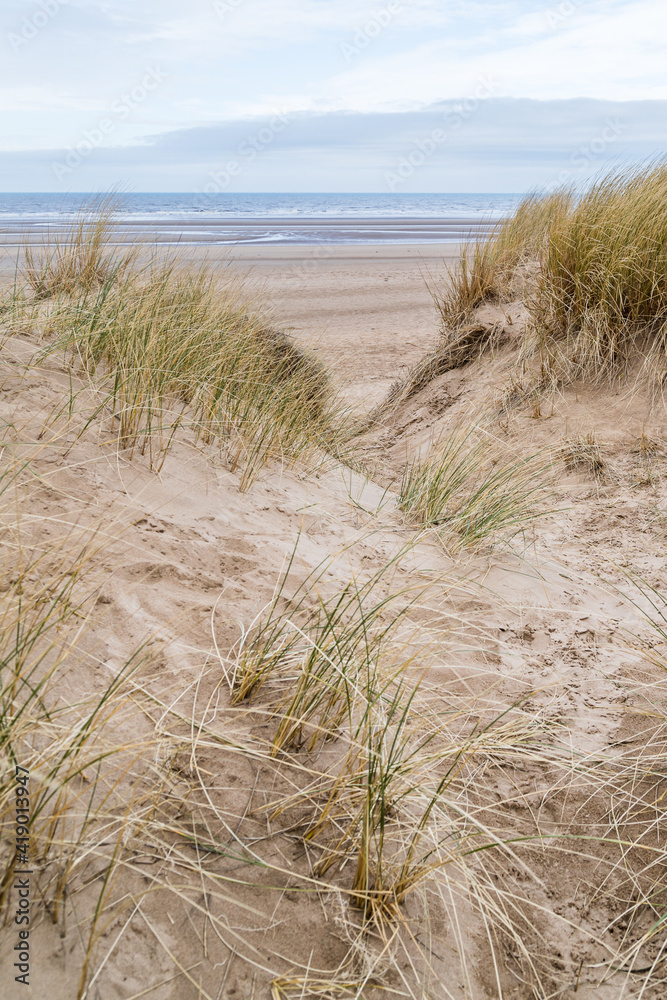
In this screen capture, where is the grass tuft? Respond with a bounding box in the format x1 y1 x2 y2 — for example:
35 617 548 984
389 165 667 414
443 164 667 384
432 190 573 329
533 165 667 380
22 195 137 301
398 423 554 549
23 206 346 486
562 430 605 476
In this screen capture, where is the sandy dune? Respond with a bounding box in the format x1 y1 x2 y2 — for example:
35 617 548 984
226 244 458 411
1 244 666 999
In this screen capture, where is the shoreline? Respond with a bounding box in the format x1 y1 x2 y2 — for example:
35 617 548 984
0 216 491 248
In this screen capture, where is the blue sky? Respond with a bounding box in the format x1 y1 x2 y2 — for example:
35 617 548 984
1 0 666 192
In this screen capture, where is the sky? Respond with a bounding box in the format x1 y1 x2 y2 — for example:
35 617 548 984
1 0 666 193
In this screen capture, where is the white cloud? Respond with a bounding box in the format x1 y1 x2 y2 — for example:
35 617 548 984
1 0 667 188
296 0 667 111
1 96 664 192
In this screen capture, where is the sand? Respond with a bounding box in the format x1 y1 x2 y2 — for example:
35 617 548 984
225 243 458 410
0 241 458 409
1 242 667 999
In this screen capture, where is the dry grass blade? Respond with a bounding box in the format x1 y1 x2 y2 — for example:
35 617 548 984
270 977 370 998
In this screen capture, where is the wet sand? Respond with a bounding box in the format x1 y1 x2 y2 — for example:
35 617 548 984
0 216 493 248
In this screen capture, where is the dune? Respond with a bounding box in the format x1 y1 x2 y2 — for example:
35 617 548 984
1 191 667 999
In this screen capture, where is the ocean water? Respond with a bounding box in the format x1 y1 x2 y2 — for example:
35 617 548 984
0 193 522 245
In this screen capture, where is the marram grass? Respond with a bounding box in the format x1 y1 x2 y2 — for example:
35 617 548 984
22 194 137 300
432 189 573 329
534 165 667 381
398 423 555 549
55 260 337 486
21 201 347 488
426 163 667 390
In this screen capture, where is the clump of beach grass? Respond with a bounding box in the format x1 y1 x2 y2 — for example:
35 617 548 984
398 423 554 549
446 165 667 383
432 190 573 329
27 209 342 487
22 195 137 301
562 430 605 477
374 192 573 413
230 545 417 724
233 555 511 927
533 165 667 381
385 165 667 417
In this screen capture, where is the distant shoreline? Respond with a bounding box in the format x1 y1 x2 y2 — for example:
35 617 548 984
0 216 494 249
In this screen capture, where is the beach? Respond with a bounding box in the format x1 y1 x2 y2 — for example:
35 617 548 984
3 197 667 999
2 0 663 989
228 242 458 409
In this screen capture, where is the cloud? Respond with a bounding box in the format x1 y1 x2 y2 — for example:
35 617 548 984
309 0 667 110
1 97 665 192
2 0 667 191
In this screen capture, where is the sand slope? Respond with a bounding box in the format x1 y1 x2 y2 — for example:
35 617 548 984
1 262 667 999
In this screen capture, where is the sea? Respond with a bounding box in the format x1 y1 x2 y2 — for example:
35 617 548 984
0 193 521 247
